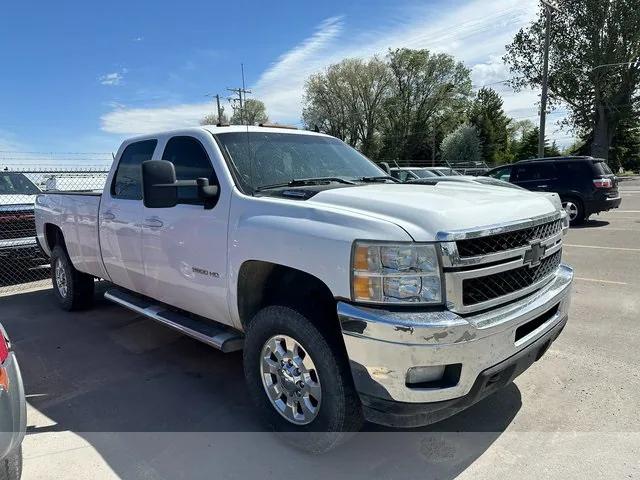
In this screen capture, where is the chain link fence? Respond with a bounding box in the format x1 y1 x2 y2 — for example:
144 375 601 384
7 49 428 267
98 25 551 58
0 164 110 297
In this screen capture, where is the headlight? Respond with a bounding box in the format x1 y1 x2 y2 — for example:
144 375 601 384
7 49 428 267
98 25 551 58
351 241 442 304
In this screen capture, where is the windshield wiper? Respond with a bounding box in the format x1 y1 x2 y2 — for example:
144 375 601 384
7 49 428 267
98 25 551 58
255 177 356 192
356 176 399 183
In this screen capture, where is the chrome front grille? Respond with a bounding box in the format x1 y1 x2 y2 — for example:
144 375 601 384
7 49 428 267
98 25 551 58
456 219 563 257
462 250 562 306
0 209 36 241
438 212 566 314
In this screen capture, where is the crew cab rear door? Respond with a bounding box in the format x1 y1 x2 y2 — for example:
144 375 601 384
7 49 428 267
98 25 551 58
140 133 231 324
99 139 157 292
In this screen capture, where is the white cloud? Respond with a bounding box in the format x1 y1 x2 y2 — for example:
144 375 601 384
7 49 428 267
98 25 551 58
100 0 573 145
100 70 125 86
253 0 537 122
102 102 212 134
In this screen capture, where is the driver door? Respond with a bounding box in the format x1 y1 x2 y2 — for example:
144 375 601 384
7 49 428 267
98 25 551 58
141 134 231 324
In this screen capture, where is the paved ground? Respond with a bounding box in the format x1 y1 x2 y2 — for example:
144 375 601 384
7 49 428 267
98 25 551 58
1 179 640 479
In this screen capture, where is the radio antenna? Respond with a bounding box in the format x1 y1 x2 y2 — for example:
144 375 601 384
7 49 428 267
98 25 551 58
238 63 254 194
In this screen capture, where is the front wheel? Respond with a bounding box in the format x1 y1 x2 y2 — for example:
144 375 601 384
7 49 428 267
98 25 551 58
243 306 363 453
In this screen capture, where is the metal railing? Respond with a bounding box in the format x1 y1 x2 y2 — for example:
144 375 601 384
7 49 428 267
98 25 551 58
0 165 109 297
390 159 490 175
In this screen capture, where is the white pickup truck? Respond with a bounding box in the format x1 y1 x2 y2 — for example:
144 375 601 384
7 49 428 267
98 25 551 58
35 126 573 452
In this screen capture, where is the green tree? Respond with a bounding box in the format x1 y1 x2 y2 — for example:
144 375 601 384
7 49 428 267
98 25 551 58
468 88 511 164
302 57 391 158
440 124 482 164
610 118 640 172
230 99 269 125
200 106 229 126
380 48 472 162
504 0 640 160
515 127 560 160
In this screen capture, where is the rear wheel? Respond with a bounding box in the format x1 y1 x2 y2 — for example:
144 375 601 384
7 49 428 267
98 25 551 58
562 198 584 226
243 305 363 453
51 245 94 311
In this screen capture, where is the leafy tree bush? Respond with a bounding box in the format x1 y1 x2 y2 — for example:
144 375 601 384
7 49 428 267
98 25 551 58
441 124 482 165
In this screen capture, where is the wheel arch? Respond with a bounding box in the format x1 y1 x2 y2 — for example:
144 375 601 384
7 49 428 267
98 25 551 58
236 260 341 338
44 223 67 254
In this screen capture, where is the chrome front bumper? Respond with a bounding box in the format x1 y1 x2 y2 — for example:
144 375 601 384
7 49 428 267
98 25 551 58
338 264 573 405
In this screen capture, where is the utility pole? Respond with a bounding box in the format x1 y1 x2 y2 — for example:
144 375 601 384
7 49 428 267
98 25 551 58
227 64 252 125
539 0 560 158
215 94 223 125
205 93 226 125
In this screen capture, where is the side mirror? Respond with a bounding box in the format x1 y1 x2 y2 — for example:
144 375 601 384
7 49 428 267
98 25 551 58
142 160 178 208
196 178 219 210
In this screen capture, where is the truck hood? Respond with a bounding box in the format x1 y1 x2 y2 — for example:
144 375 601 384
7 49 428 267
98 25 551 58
308 183 557 241
0 194 36 209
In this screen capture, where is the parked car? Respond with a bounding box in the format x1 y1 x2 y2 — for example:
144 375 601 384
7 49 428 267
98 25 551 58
0 172 45 265
35 126 573 453
484 157 621 225
0 324 26 480
406 175 522 188
424 166 461 176
389 167 439 182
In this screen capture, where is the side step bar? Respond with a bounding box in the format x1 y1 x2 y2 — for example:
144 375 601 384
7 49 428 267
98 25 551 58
104 288 244 353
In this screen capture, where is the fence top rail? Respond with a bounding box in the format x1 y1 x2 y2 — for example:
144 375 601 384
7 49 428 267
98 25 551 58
1 166 111 173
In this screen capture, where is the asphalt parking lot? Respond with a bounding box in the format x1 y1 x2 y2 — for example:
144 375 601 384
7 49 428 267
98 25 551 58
1 179 639 479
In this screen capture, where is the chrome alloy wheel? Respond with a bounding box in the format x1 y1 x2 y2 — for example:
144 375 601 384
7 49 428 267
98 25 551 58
562 201 579 221
260 335 322 425
55 259 68 298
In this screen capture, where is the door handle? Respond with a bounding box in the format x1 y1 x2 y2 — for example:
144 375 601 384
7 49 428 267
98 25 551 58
102 211 116 221
144 217 164 228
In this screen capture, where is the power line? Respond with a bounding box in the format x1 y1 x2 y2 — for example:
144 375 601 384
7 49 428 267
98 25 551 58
0 150 111 155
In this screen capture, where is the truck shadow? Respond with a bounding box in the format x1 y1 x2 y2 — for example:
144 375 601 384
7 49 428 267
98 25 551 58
3 288 521 479
572 219 610 229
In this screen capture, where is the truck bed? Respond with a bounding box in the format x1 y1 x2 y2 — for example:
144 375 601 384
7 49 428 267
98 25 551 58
35 192 107 279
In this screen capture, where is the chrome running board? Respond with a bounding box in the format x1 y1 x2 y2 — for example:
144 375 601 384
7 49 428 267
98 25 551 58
104 288 243 353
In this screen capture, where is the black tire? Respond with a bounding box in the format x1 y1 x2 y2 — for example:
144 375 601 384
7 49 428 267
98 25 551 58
562 197 585 226
243 305 363 453
0 446 22 480
51 245 94 311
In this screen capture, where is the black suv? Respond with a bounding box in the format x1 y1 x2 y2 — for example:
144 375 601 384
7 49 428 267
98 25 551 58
484 156 621 225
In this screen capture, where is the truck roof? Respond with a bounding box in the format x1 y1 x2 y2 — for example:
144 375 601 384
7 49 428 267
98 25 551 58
125 125 333 143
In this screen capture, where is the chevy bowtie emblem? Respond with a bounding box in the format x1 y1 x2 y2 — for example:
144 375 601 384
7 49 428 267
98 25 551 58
523 240 546 267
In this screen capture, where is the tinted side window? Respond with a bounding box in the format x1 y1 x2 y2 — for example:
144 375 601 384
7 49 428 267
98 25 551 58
513 163 556 182
112 140 157 200
555 161 591 183
592 161 613 176
162 136 217 204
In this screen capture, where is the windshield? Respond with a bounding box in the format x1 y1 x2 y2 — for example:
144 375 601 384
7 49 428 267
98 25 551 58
215 132 385 192
411 169 438 178
0 173 40 195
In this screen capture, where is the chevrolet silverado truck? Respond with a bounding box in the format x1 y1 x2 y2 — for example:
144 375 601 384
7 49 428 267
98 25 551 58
35 126 573 452
0 172 43 265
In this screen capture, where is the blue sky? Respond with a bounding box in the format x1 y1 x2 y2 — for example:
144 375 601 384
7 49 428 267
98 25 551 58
0 0 569 160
